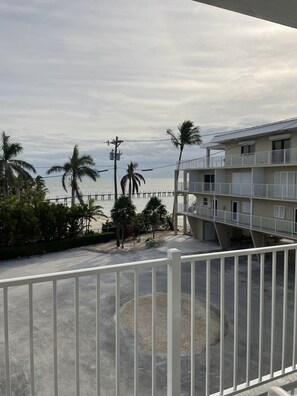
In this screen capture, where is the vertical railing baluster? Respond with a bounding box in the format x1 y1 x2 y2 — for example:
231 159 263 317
293 250 297 369
167 249 181 396
53 280 58 396
4 287 11 396
206 259 211 395
258 253 265 381
96 274 101 396
233 256 239 390
191 260 196 396
75 277 80 396
29 284 35 396
134 270 139 396
246 254 252 386
115 272 120 396
220 258 225 395
270 251 276 377
282 250 288 373
152 267 156 396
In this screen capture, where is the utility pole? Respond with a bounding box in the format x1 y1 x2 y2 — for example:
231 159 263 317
108 136 123 200
107 137 123 248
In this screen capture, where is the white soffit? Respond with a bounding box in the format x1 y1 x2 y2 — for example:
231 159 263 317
193 0 297 29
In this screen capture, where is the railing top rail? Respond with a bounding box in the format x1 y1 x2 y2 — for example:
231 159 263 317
181 243 297 263
0 257 169 288
3 242 297 287
181 204 295 226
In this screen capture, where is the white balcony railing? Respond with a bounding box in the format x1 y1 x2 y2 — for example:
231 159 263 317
179 204 297 238
1 245 297 395
179 148 297 170
178 181 297 201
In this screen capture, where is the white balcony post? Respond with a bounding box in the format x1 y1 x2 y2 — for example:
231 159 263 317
167 249 181 396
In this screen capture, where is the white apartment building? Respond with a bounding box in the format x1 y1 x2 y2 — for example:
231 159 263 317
176 117 297 248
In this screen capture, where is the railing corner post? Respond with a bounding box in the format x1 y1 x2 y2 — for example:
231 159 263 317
167 248 181 396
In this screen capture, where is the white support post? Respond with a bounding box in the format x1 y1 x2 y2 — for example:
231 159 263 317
167 249 181 396
174 170 178 236
183 171 188 234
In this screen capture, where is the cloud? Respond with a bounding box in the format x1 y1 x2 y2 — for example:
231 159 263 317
0 0 297 177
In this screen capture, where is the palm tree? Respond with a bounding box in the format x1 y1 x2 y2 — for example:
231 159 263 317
0 131 36 198
167 120 201 174
120 162 145 199
47 145 99 206
83 198 107 233
142 197 167 239
21 175 48 207
167 120 201 224
111 196 136 248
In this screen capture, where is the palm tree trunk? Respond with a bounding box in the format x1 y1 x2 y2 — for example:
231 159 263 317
4 179 8 198
116 222 120 247
121 226 125 248
129 179 132 199
71 185 75 206
172 148 184 234
3 167 8 198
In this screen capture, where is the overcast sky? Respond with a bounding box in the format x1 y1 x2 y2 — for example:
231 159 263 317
1 0 297 178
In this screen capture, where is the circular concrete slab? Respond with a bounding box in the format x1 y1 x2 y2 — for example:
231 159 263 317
120 292 223 355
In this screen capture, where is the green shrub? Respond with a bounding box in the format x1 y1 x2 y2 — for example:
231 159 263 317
0 232 114 260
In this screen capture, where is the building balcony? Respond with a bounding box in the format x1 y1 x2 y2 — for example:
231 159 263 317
1 244 297 395
178 181 297 201
178 204 297 239
179 148 297 170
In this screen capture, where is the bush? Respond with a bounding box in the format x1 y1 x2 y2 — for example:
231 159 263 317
101 220 116 236
0 232 114 261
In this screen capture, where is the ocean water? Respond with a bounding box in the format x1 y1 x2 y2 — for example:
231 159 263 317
45 176 175 217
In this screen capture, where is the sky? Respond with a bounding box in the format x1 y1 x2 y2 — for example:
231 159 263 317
1 0 297 179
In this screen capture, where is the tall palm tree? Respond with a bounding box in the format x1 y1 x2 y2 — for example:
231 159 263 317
47 145 99 206
120 161 145 199
167 120 201 225
0 131 36 198
167 120 201 173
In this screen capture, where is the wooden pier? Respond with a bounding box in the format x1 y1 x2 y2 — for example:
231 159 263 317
47 190 175 204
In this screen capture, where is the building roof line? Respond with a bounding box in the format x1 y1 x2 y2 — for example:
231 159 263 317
209 116 297 144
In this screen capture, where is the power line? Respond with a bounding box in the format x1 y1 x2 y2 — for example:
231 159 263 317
99 138 169 144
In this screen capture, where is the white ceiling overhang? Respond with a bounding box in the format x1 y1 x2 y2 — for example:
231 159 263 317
193 0 297 29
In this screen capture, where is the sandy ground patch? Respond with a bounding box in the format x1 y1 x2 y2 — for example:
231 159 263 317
87 230 174 254
120 293 222 355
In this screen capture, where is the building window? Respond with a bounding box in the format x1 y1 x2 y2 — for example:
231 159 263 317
274 205 285 219
241 144 255 155
204 174 215 192
272 138 290 163
242 201 251 214
203 198 208 207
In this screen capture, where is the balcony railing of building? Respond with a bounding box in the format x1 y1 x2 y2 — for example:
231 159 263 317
179 148 297 170
178 181 297 201
179 204 297 239
1 245 297 395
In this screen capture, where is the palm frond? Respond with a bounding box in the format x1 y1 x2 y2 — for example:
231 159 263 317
166 129 180 148
47 165 65 174
120 175 129 195
10 159 36 173
10 164 34 181
62 173 68 192
134 173 146 184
